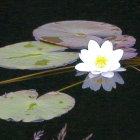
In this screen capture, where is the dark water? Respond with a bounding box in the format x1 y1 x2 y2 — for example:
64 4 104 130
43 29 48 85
0 0 140 140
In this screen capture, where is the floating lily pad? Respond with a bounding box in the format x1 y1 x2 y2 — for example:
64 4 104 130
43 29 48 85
103 35 137 60
0 90 75 122
121 51 138 60
33 20 122 49
0 41 78 70
104 35 136 48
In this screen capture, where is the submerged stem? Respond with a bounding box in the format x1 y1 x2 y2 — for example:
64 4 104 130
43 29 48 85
0 66 74 85
124 57 140 66
124 64 140 71
58 80 84 92
131 66 140 71
3 69 74 84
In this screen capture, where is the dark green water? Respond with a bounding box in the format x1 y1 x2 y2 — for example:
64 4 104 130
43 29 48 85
0 0 140 140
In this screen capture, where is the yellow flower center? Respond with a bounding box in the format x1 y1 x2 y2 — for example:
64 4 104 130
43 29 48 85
95 56 108 68
96 78 103 83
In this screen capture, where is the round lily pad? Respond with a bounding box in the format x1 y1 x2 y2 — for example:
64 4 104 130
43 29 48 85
0 41 78 70
33 20 122 49
0 90 75 122
104 35 136 48
103 35 137 60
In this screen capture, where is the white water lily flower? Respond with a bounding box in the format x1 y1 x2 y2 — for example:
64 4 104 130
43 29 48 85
75 40 126 78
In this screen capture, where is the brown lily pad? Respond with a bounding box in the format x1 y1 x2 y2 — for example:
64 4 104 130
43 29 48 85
103 35 137 60
33 20 122 49
104 35 136 48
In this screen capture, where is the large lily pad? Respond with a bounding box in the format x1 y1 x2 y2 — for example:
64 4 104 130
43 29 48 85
0 90 75 122
33 20 122 49
0 41 78 70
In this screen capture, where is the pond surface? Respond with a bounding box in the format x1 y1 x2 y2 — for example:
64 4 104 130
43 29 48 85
0 0 140 140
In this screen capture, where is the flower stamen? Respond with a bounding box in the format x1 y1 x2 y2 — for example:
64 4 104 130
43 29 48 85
95 56 108 68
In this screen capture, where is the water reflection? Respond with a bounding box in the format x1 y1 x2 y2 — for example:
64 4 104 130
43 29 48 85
76 72 124 91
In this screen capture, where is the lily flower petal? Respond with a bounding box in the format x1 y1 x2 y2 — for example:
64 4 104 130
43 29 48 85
75 63 93 72
109 62 120 71
80 49 89 55
101 40 113 52
114 73 124 84
90 81 101 91
112 49 123 61
75 40 125 78
91 71 101 75
79 50 95 64
88 73 99 78
88 40 100 52
101 72 114 78
102 80 114 91
115 67 126 71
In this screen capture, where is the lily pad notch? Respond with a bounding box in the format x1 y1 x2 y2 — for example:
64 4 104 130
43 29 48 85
0 90 75 122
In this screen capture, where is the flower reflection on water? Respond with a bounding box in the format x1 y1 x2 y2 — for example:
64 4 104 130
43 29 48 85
76 72 124 91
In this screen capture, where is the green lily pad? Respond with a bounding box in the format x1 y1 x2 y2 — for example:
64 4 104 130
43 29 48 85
0 90 75 122
0 41 78 70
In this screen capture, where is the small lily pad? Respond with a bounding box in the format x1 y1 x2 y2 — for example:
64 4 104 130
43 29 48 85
121 51 138 60
0 41 78 70
103 35 137 60
104 35 136 48
33 20 122 49
0 90 75 122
